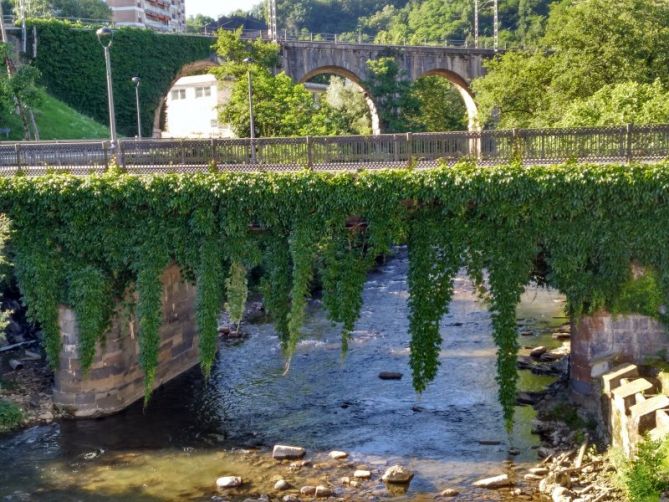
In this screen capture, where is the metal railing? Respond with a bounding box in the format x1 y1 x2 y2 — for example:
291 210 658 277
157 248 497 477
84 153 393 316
236 28 504 50
1 124 668 175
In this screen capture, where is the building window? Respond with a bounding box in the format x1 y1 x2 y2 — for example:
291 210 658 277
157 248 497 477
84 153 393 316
171 89 186 100
195 86 212 98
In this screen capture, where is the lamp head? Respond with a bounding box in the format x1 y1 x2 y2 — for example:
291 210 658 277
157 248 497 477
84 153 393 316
96 27 113 47
132 76 141 86
242 57 255 64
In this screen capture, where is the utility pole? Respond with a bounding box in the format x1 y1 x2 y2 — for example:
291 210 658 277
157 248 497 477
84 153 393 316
493 0 499 51
474 0 479 48
267 0 278 41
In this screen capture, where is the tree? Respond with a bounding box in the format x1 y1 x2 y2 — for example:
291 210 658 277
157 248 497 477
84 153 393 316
473 0 669 128
324 76 372 135
365 57 419 132
186 14 215 34
51 0 111 20
558 80 669 127
408 76 467 131
214 28 353 137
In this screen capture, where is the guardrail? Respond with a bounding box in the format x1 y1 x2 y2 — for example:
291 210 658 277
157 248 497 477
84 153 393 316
1 124 667 175
236 28 505 50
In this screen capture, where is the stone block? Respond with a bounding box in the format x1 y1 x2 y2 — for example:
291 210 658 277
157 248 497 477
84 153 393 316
612 378 654 412
602 364 639 396
630 395 669 435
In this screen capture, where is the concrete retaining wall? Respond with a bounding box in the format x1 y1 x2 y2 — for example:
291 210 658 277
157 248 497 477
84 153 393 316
53 265 200 417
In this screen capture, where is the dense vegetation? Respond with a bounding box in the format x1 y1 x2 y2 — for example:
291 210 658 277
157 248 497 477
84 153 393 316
474 0 669 128
3 162 669 424
5 0 111 21
617 437 669 501
27 19 212 137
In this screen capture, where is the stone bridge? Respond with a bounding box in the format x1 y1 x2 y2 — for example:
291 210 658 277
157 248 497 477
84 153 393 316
279 41 496 132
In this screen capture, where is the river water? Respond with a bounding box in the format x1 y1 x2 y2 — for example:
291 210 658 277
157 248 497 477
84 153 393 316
0 248 566 501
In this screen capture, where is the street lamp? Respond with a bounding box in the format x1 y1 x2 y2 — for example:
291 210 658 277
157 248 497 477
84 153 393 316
96 27 118 150
243 57 256 163
132 76 142 139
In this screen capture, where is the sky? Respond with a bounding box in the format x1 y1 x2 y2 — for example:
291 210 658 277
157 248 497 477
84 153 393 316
187 0 263 18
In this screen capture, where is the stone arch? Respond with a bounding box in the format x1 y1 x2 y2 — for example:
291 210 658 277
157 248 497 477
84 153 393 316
419 69 480 132
153 60 218 138
299 66 381 136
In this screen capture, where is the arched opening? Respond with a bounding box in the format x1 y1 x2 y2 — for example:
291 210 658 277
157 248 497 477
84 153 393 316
153 60 220 138
419 69 480 132
299 66 381 136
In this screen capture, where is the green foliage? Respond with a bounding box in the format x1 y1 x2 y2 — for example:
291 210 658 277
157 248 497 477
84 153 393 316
611 271 664 319
622 437 669 502
214 29 358 137
4 162 669 417
559 81 669 127
474 0 669 128
365 57 418 132
225 260 249 332
0 399 22 433
28 19 213 137
408 76 468 132
50 0 111 20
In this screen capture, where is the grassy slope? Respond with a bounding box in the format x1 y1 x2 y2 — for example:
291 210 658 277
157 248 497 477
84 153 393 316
1 89 109 141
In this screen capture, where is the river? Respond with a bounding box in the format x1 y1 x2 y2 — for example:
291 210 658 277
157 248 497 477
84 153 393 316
0 248 566 501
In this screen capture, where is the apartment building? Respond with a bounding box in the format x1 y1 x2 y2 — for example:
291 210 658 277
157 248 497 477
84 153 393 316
105 0 186 32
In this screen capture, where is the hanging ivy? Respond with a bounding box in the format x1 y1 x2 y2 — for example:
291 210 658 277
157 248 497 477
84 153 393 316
1 163 669 418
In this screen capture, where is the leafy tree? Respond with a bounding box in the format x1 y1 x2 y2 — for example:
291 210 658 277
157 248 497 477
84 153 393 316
559 80 669 127
324 76 372 135
186 14 215 34
408 76 467 131
474 0 669 128
51 0 111 20
365 57 419 132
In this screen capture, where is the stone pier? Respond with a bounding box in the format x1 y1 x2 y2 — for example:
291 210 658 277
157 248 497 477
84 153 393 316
570 312 669 396
53 265 200 417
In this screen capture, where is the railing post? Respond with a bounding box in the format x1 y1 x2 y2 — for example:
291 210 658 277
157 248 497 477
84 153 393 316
306 136 313 170
626 123 633 164
14 143 20 170
103 141 108 169
118 140 126 168
393 134 399 162
406 132 413 163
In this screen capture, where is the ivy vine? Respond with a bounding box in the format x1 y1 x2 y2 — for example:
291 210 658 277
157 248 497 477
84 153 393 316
2 163 668 421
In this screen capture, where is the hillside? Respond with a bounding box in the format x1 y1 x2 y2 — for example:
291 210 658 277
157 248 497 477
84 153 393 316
1 89 109 141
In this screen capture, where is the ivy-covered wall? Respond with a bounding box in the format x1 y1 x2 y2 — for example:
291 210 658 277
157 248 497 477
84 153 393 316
27 20 214 137
2 161 668 425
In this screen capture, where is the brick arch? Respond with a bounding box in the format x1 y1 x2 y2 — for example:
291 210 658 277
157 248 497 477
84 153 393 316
419 69 480 132
299 66 381 136
153 60 218 137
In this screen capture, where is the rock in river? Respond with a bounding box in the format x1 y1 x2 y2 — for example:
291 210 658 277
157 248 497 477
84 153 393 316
382 465 414 483
329 450 348 459
354 469 372 479
379 371 403 380
440 488 460 497
472 474 513 489
272 445 306 460
216 476 242 488
315 485 332 497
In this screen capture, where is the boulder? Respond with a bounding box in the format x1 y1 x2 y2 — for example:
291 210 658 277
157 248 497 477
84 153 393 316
379 372 403 380
300 486 316 496
273 445 306 460
440 488 459 497
382 465 414 483
354 469 372 479
472 474 513 489
329 450 348 459
216 476 242 489
315 485 332 497
274 479 290 490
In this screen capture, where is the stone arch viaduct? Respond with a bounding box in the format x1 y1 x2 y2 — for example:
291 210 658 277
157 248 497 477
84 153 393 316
279 41 496 132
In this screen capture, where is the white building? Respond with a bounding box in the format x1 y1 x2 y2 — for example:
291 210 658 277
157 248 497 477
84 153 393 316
162 74 234 139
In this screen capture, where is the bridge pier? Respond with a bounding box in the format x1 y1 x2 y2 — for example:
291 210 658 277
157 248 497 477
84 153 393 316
53 265 200 417
571 313 669 396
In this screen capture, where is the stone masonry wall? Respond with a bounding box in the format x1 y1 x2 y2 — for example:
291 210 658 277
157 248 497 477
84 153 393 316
53 265 200 417
571 313 669 396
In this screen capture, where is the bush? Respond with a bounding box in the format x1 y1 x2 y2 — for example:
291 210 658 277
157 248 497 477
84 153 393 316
0 399 23 433
623 438 669 501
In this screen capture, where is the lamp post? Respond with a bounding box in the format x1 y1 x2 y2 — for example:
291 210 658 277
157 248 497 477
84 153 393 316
243 57 256 163
96 27 117 150
132 76 142 139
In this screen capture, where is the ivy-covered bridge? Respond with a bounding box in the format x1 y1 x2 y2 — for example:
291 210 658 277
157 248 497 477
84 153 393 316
3 162 669 423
